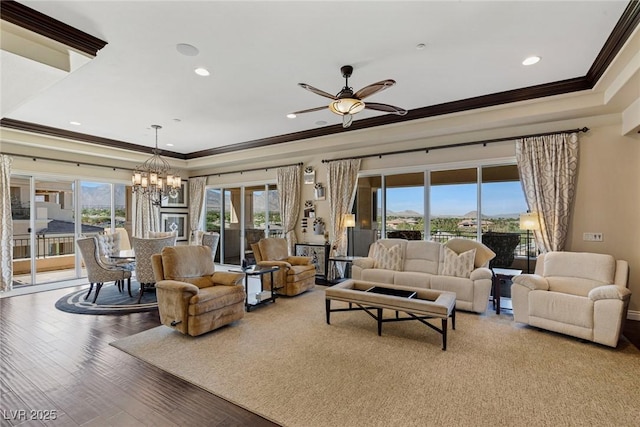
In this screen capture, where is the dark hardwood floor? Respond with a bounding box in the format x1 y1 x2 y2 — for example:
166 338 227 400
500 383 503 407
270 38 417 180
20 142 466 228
1 285 639 426
0 285 278 427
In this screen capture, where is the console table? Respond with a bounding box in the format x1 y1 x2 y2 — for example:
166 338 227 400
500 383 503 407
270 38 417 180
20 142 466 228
294 243 330 284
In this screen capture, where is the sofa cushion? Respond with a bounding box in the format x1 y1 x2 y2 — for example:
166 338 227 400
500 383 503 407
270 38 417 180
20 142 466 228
404 241 440 274
373 242 403 271
442 247 476 278
444 238 495 268
529 291 594 329
362 268 396 284
393 271 432 288
544 252 615 284
430 275 474 304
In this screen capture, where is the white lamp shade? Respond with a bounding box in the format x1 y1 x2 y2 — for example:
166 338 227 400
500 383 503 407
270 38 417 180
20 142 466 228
520 212 540 230
329 99 365 115
344 214 356 228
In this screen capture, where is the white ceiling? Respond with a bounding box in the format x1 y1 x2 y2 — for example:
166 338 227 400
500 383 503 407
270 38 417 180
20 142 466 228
1 1 631 155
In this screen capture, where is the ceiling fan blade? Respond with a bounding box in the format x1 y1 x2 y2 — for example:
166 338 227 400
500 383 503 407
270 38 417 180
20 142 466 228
342 114 353 128
365 102 408 115
353 79 396 100
299 83 338 100
290 106 328 115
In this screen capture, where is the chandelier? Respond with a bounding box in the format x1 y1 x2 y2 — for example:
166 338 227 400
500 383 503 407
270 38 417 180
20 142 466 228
131 125 181 206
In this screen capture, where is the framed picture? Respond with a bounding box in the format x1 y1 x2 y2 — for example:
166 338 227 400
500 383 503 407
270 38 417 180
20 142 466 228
161 212 188 241
161 179 188 208
304 170 315 185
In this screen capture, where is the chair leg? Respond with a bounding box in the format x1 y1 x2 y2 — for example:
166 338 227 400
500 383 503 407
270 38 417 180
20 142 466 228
137 283 144 304
127 277 132 297
92 283 103 304
85 283 94 300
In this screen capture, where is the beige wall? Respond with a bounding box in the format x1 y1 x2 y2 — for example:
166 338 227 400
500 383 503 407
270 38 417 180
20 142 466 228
566 124 640 311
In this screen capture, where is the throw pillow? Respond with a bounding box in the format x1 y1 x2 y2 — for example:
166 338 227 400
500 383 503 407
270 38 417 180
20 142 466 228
373 242 403 271
442 247 476 278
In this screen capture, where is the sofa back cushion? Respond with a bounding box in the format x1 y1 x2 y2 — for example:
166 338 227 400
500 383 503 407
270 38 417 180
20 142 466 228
442 247 476 278
368 239 407 258
258 238 289 261
372 241 403 271
404 240 441 274
161 246 215 288
543 251 616 296
443 238 495 268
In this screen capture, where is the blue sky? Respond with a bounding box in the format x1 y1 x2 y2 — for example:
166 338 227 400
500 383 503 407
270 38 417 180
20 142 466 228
387 182 527 216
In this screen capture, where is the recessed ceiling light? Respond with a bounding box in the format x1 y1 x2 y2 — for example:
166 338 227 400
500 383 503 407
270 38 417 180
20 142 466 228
69 121 81 126
287 113 296 119
416 43 426 50
194 67 210 76
176 43 199 56
166 143 174 147
522 56 541 66
315 120 327 126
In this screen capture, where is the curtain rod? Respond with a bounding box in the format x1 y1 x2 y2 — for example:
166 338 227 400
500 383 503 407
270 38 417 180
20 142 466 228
3 152 133 171
190 162 303 178
321 127 589 163
4 152 303 178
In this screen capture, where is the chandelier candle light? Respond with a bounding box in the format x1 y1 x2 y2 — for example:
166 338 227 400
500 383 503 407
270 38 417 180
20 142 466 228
131 125 181 206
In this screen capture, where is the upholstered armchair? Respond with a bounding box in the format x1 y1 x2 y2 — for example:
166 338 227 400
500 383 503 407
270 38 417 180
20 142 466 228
251 238 316 296
151 245 246 336
131 235 177 303
192 231 221 261
481 232 520 268
512 251 631 347
76 236 132 303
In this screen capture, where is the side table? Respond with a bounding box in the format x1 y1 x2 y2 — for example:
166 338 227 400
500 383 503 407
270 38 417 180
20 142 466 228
492 267 522 315
327 256 363 284
231 266 280 311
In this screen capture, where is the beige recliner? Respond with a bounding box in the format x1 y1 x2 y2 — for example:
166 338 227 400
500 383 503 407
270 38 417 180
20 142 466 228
252 238 316 296
151 245 246 336
512 251 631 348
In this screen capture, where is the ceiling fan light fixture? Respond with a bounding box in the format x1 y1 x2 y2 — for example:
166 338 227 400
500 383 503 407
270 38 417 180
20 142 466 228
329 98 365 115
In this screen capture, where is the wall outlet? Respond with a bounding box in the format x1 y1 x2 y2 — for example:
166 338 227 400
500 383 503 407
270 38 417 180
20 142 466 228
583 232 603 242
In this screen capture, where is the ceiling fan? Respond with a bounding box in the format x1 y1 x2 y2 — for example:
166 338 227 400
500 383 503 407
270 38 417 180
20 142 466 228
291 65 408 128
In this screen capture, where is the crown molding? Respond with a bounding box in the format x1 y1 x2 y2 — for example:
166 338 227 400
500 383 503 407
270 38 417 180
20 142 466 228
0 0 107 56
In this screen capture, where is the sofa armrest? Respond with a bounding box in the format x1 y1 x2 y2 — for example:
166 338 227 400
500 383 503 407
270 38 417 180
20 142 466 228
470 267 492 281
512 274 549 291
287 256 312 266
257 260 292 270
212 271 245 286
588 285 632 301
353 257 375 269
156 280 199 295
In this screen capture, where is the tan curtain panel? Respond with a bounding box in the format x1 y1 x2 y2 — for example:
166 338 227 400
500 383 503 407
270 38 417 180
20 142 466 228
188 177 207 244
133 193 161 238
327 159 361 278
276 165 302 252
516 132 579 252
1 154 13 291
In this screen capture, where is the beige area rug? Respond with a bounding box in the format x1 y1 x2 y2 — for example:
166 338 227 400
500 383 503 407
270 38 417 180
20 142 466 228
111 288 640 426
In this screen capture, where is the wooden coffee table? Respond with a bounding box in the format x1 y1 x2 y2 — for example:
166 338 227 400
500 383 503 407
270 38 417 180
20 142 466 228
325 280 456 350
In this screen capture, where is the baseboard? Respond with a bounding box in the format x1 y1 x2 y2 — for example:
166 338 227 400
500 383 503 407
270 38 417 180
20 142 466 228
627 310 640 321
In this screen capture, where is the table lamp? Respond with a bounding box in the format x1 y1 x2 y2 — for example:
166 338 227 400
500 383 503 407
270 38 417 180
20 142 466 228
344 214 356 256
519 211 540 273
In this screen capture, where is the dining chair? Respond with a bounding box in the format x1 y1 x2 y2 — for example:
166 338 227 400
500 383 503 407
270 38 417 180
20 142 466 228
76 236 132 304
197 232 220 262
131 235 177 303
96 233 135 296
